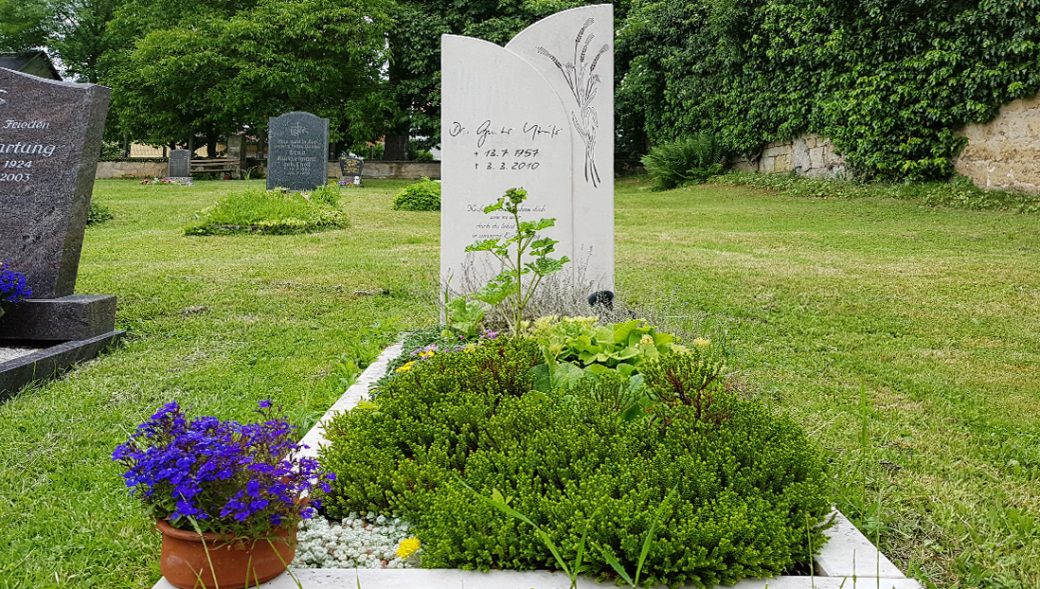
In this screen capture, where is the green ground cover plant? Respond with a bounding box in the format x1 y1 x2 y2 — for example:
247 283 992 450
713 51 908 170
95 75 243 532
185 185 348 235
0 178 1038 587
392 178 441 211
320 337 830 587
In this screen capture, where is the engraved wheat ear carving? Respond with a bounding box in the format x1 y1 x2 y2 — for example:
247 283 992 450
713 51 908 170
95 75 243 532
537 17 607 187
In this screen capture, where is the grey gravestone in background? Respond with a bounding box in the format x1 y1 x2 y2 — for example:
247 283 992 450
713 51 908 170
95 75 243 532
227 133 247 169
267 112 329 190
0 67 110 299
168 149 191 178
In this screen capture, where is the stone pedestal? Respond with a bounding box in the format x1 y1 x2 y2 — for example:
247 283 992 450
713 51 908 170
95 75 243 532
0 295 116 341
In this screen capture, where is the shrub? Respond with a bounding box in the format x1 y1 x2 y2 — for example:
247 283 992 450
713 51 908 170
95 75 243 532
393 178 441 211
641 133 725 190
320 342 830 586
185 187 348 236
87 201 114 225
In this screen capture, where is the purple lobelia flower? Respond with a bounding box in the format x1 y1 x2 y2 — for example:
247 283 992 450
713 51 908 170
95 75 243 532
0 261 32 304
113 400 335 538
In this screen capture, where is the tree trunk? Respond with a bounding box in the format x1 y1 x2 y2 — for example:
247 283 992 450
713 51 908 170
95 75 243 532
384 131 409 161
206 129 218 159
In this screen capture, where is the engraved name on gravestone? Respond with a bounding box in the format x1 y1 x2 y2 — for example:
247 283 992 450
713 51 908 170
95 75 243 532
267 112 329 191
168 149 191 178
440 5 614 294
0 67 111 299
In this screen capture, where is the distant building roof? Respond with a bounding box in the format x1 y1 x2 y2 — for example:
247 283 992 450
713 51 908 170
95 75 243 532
0 51 61 80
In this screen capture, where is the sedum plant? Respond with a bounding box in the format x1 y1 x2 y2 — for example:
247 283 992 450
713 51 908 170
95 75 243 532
465 187 569 336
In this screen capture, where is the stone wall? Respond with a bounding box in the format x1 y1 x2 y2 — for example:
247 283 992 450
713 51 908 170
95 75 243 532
95 160 167 179
955 95 1040 193
95 160 441 180
330 160 441 180
731 134 846 178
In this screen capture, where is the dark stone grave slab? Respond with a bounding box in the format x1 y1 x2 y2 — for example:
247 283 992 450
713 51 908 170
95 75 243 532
0 68 122 397
168 149 191 178
267 111 329 191
339 156 364 186
0 330 123 399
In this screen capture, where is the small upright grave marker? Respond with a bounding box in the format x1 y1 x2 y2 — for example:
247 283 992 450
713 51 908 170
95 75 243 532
338 156 363 187
167 149 191 179
267 112 329 191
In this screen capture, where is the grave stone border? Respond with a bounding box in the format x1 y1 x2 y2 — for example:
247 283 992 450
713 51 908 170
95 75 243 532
153 342 923 589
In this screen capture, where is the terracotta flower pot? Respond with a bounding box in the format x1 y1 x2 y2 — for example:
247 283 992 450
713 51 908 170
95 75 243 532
156 519 297 589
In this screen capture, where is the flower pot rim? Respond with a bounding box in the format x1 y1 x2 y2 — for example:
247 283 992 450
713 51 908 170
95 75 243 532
156 518 291 544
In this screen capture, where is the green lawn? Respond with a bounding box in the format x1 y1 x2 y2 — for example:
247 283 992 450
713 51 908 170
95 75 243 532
1 178 1038 588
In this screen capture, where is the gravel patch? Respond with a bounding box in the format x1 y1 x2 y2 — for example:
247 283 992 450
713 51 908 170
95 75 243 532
0 345 41 364
295 513 419 569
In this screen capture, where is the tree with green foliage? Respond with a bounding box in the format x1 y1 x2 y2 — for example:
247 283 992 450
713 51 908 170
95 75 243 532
0 0 51 52
619 0 1040 181
0 0 126 83
101 0 392 153
382 0 632 159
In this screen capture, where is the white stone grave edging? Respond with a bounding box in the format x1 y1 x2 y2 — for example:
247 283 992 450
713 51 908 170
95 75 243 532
155 342 921 589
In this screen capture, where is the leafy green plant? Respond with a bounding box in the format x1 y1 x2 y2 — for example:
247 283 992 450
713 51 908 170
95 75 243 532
392 177 440 211
309 184 341 207
185 188 348 236
641 133 724 190
530 316 679 378
443 296 485 340
464 482 597 589
87 201 114 225
465 187 570 335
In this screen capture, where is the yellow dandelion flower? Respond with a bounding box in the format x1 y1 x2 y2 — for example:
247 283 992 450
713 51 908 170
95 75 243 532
396 537 421 559
396 361 416 373
418 350 435 359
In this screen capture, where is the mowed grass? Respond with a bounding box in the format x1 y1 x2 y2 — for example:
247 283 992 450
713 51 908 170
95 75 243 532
0 177 1038 588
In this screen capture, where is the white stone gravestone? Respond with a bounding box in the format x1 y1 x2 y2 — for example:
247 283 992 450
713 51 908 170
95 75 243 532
440 5 614 296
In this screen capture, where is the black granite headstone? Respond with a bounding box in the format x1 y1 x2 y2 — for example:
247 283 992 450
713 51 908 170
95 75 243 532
0 68 122 392
168 149 191 178
0 67 109 299
266 112 329 190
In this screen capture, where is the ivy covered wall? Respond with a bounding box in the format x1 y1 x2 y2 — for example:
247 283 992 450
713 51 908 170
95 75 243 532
617 0 1040 181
